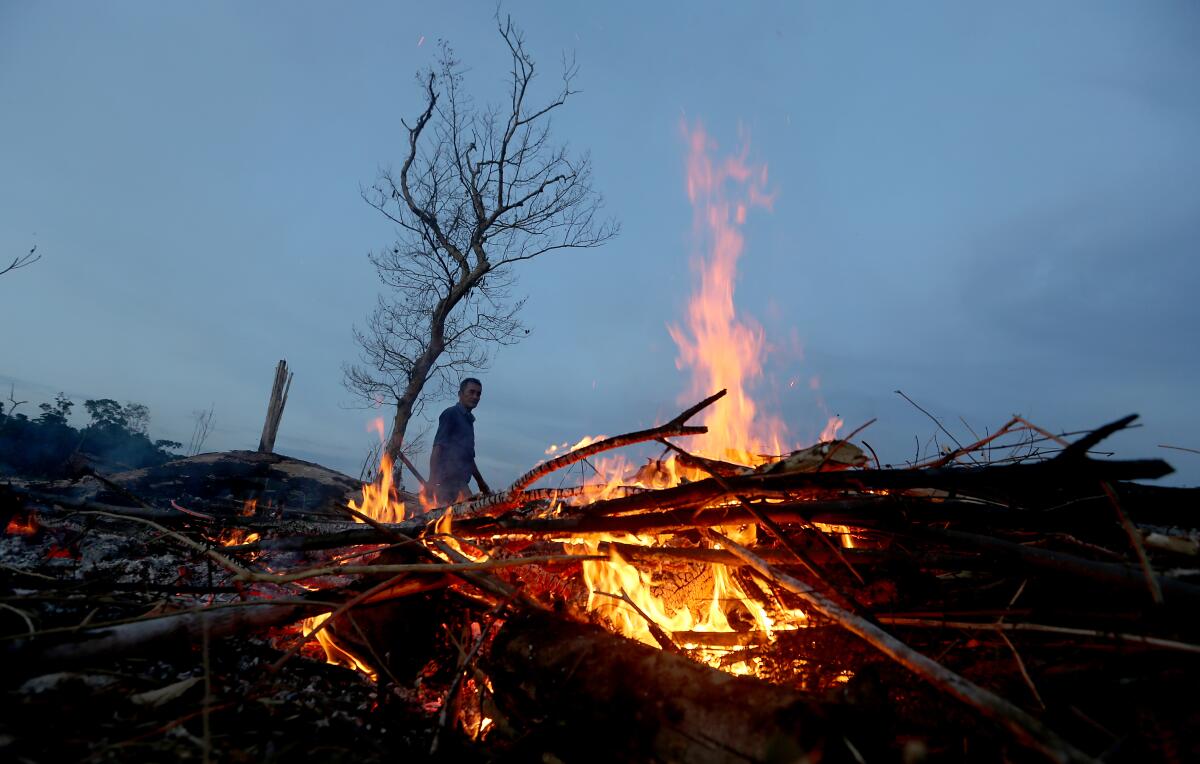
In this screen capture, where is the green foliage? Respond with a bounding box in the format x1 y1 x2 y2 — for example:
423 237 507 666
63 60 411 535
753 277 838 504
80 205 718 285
0 392 181 478
36 393 74 426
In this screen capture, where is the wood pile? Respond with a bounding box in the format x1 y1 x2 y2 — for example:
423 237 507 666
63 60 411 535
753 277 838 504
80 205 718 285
2 391 1198 762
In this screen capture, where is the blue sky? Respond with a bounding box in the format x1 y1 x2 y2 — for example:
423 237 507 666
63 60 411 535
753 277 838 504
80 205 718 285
2 1 1198 487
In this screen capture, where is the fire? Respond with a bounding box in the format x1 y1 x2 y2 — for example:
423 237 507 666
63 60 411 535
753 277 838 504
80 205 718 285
302 613 378 681
349 453 407 524
5 512 39 536
216 528 261 547
306 125 844 685
575 124 818 669
668 121 784 465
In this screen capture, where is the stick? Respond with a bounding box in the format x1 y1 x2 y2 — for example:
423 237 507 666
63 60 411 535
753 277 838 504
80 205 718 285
705 529 1093 764
657 437 865 588
446 390 724 518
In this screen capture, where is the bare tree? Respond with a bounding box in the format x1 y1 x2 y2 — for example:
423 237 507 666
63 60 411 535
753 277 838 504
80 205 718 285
346 15 617 474
187 404 216 456
1 245 40 278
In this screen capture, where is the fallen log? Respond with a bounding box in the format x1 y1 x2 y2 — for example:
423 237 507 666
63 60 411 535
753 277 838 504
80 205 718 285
483 607 865 764
3 601 323 674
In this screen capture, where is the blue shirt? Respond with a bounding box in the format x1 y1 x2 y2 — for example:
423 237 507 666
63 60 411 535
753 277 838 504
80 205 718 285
429 402 476 487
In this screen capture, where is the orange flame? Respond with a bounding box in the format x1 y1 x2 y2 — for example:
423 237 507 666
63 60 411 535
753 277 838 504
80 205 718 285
668 122 785 464
302 613 378 681
216 528 260 547
575 124 813 671
5 512 38 536
349 453 407 524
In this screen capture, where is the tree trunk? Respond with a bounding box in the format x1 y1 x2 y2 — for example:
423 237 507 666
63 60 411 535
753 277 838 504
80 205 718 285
257 360 292 454
383 306 452 484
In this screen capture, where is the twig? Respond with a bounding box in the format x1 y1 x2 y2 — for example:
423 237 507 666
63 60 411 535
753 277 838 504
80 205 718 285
1100 481 1162 604
814 418 876 472
201 615 212 764
925 417 1023 468
0 602 35 634
593 589 679 653
706 529 1093 764
657 437 865 587
876 617 1200 655
998 630 1046 710
269 572 425 674
1158 444 1200 456
431 597 513 754
236 554 603 585
895 390 973 463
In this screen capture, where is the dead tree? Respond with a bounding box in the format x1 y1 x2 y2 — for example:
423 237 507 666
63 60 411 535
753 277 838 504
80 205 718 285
258 360 292 454
344 15 617 476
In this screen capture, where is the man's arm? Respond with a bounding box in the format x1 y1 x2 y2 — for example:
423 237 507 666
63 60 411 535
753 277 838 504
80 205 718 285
429 443 444 475
471 463 491 494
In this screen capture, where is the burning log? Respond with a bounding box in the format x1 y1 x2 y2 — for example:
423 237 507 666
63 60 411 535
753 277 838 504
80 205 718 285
483 607 863 763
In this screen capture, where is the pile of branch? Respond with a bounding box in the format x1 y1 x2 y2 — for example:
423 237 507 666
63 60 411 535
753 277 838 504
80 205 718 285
2 392 1198 762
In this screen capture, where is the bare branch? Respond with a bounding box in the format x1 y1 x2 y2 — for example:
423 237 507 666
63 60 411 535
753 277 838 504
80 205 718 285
347 17 617 469
0 245 41 278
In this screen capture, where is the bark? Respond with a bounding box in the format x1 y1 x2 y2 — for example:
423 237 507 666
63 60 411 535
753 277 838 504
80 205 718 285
5 602 321 674
257 360 292 454
483 608 863 764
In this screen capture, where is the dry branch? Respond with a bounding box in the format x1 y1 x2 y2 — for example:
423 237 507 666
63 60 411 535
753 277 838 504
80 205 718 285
706 530 1093 764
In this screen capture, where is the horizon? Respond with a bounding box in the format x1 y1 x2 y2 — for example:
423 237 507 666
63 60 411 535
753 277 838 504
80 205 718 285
3 1 1197 488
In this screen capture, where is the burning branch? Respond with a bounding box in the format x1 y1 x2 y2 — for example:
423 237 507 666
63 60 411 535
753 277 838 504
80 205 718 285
436 389 723 518
705 529 1094 764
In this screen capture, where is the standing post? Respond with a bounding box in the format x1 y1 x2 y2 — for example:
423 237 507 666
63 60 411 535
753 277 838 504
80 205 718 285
257 360 293 453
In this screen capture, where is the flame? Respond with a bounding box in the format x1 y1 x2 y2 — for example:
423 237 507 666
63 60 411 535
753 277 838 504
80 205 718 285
349 453 407 524
5 512 38 536
216 528 261 547
667 121 784 465
368 416 386 443
575 536 806 673
240 498 258 517
301 613 378 681
820 416 844 443
314 125 845 684
574 125 814 672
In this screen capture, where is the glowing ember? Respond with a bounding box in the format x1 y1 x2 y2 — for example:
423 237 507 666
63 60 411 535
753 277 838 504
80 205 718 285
5 512 39 536
216 528 261 547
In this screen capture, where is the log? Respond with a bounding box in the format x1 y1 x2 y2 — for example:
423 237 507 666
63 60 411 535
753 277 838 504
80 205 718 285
258 359 293 454
4 602 322 674
483 608 864 764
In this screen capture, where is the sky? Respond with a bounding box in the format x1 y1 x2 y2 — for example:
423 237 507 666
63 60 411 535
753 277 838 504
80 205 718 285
2 1 1198 488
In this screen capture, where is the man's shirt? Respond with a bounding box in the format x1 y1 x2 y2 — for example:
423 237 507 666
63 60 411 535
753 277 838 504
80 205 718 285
429 402 475 486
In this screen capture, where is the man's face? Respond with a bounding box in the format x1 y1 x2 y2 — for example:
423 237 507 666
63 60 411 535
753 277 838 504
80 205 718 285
459 382 482 410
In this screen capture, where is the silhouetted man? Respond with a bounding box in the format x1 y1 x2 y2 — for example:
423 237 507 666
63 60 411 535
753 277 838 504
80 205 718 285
428 378 491 506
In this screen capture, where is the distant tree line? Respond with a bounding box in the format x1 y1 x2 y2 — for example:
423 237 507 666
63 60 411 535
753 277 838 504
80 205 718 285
0 392 182 478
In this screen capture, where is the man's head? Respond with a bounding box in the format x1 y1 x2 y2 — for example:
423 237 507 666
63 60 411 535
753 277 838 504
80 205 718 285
458 378 482 410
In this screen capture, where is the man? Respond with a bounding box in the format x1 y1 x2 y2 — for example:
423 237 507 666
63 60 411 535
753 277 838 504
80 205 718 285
427 378 491 506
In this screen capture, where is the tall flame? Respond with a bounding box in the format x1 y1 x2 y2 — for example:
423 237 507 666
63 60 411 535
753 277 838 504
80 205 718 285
578 124 811 670
668 122 784 463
